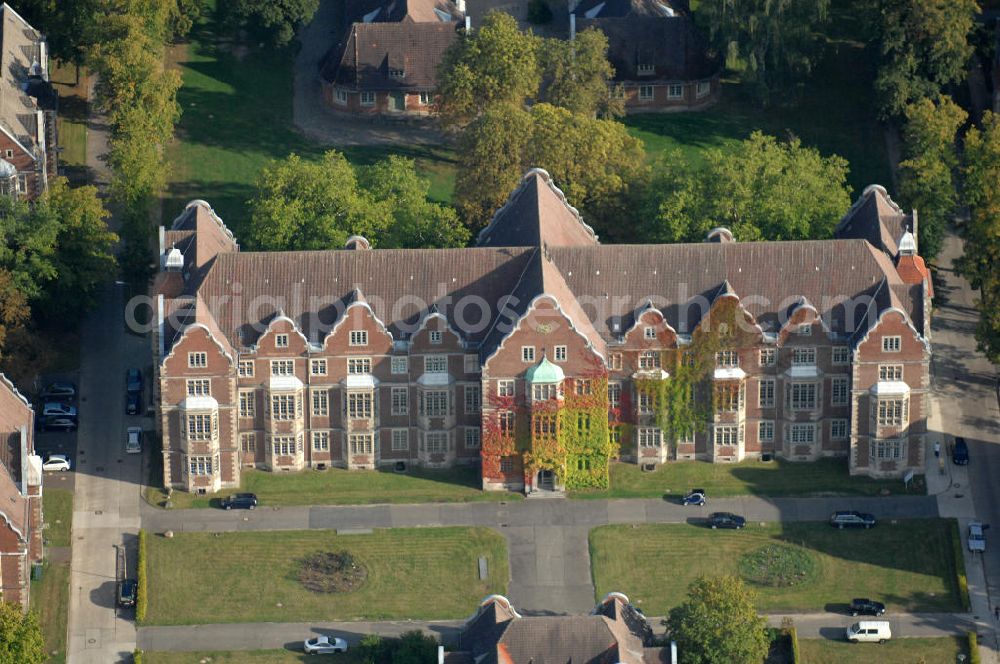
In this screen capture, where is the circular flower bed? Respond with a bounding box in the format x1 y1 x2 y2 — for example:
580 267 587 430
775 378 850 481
298 551 368 593
738 544 816 588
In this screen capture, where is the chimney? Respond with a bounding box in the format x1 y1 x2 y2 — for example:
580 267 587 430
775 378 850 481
438 645 445 664
465 15 471 31
455 0 466 13
570 13 576 40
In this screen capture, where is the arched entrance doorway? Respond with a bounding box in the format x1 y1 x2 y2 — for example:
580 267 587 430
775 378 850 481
536 469 557 492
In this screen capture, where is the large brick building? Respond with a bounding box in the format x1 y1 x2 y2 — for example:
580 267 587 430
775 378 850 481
0 374 44 610
152 172 931 495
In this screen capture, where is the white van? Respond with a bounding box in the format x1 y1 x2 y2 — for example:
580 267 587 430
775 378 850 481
846 620 891 643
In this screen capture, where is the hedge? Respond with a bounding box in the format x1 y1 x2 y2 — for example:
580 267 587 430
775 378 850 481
133 648 143 664
137 529 148 623
788 626 801 663
969 631 980 664
951 519 971 610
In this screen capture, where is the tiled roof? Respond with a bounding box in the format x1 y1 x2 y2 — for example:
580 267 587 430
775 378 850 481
169 201 238 289
347 0 463 23
578 15 719 81
321 21 458 91
0 4 44 158
0 466 26 538
836 185 912 258
572 0 688 18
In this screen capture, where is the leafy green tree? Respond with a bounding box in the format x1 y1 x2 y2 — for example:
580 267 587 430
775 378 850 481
355 631 437 664
897 96 966 261
0 601 44 664
0 269 28 367
436 12 541 126
869 0 978 118
0 196 59 301
697 0 830 103
541 29 623 118
13 0 101 64
220 0 319 47
666 576 769 664
959 112 1000 363
645 131 851 243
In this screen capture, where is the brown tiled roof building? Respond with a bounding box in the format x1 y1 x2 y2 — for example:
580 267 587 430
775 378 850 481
152 169 931 495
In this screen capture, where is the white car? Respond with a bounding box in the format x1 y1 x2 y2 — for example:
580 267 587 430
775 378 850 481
303 636 348 654
125 427 142 454
969 521 987 552
42 402 77 418
42 455 71 472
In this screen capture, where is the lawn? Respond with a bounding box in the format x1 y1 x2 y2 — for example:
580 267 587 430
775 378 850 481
144 527 508 624
589 520 963 615
43 488 73 548
48 62 88 177
164 0 456 234
571 459 918 500
797 637 969 663
30 559 70 664
145 466 520 509
143 651 362 664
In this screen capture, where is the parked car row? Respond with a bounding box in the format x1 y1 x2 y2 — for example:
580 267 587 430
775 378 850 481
37 382 78 432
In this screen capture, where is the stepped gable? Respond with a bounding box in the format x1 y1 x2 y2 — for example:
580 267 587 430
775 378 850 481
168 200 238 289
836 184 913 258
477 169 599 248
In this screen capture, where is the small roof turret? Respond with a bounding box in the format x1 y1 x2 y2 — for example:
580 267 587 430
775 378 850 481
525 355 565 383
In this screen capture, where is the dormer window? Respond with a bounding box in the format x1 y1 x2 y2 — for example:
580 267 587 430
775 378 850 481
716 350 739 368
644 327 656 339
350 330 368 346
389 68 405 79
792 347 816 366
275 334 289 348
637 63 655 76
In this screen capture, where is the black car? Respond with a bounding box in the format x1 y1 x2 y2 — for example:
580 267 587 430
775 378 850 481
829 510 876 529
117 579 137 608
953 437 969 465
707 512 746 529
41 416 77 432
221 493 258 510
126 392 142 416
849 598 886 617
40 382 77 401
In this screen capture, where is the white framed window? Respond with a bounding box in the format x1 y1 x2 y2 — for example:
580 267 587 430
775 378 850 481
311 389 329 416
271 359 294 376
464 355 480 373
714 425 739 446
418 91 431 105
554 345 567 362
188 455 216 476
759 348 776 367
360 91 376 106
312 431 330 451
644 326 657 339
239 360 255 377
391 387 409 415
715 383 742 412
391 429 409 451
271 394 300 420
350 330 368 346
638 392 654 414
638 350 660 369
696 80 710 98
275 334 289 348
638 427 662 447
831 419 848 441
522 346 535 363
639 85 654 100
716 350 739 367
421 390 449 417
796 324 811 336
574 379 592 396
667 84 683 99
186 413 216 441
188 352 207 368
388 67 404 79
347 391 373 419
3 149 11 158
429 331 443 344
424 432 448 453
758 420 774 443
790 423 816 444
391 356 408 375
637 63 655 76
349 433 374 454
498 410 514 434
424 355 447 373
270 435 298 456
832 346 850 365
239 390 255 418
882 336 901 352
464 428 481 449
831 376 849 406
240 432 256 453
872 439 904 459
464 385 481 413
609 353 622 370
608 382 621 409
758 379 775 408
186 379 211 396
310 359 327 376
792 347 816 365
335 89 349 105
879 364 903 381
497 379 515 397
790 383 817 410
348 357 372 374
877 398 907 426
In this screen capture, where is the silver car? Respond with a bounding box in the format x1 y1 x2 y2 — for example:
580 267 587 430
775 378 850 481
303 636 348 654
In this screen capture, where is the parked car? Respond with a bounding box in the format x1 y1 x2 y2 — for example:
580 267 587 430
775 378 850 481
126 392 142 416
42 455 71 472
968 521 988 552
117 579 137 608
41 417 77 432
220 493 258 510
42 402 77 418
682 489 706 506
829 511 876 529
40 382 76 401
849 598 886 617
706 512 745 529
953 437 969 465
303 636 348 654
126 368 142 394
125 427 142 454
845 620 891 643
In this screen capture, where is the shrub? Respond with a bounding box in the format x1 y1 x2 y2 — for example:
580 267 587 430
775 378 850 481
951 519 971 610
136 530 148 623
738 544 816 588
298 551 368 593
969 631 981 664
133 649 143 664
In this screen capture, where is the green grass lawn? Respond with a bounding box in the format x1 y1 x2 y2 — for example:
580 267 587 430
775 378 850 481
31 559 70 664
797 637 968 663
48 62 88 176
589 520 962 615
143 651 362 664
571 459 917 500
146 466 520 509
43 489 73 548
144 527 507 624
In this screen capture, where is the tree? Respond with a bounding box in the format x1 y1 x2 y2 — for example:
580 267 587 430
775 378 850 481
0 269 28 367
220 0 319 47
897 96 966 261
645 131 851 243
697 0 830 103
0 601 44 664
666 576 769 664
0 196 59 301
436 12 541 126
541 29 623 118
13 0 101 64
869 0 979 118
355 631 437 664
